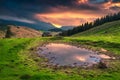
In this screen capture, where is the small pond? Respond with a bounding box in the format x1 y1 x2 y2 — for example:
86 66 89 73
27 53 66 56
37 43 111 67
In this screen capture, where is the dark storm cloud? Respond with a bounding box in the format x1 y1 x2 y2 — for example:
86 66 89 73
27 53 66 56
0 0 74 20
110 6 120 10
0 0 101 15
112 0 120 3
0 0 119 14
0 0 99 21
90 0 120 4
0 0 120 26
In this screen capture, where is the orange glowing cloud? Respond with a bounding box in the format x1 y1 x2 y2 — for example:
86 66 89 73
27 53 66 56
78 0 88 3
103 0 120 9
34 0 120 27
34 11 101 27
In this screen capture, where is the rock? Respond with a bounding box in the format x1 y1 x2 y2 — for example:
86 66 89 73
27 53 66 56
98 60 108 69
101 48 107 52
38 48 43 51
64 70 72 74
111 57 116 60
90 55 96 58
73 63 77 65
48 52 51 54
29 47 34 51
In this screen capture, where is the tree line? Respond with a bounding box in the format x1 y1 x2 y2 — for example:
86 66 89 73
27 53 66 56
60 12 120 36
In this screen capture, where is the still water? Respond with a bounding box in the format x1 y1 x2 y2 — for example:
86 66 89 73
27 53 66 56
37 43 110 66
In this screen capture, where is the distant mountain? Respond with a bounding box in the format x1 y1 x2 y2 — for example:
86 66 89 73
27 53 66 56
0 24 42 38
0 19 55 31
48 28 63 32
61 26 74 30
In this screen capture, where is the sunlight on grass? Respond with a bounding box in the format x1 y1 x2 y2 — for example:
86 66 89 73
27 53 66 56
0 36 120 80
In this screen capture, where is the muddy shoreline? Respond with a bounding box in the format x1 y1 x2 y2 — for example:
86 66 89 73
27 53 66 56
37 41 119 58
36 42 118 69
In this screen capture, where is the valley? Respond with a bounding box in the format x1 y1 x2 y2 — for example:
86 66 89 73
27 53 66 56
0 35 120 80
0 11 120 80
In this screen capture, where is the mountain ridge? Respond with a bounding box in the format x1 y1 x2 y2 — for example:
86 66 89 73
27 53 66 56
0 24 42 38
0 19 55 31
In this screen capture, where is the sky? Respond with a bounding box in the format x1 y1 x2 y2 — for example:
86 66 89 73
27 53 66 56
0 0 120 28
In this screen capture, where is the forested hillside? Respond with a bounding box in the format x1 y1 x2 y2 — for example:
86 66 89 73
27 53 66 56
60 12 120 36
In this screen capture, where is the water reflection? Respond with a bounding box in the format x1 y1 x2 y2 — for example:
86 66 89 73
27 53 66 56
37 43 111 66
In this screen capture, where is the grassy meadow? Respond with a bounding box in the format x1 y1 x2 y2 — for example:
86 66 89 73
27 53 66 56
0 20 120 80
0 35 120 80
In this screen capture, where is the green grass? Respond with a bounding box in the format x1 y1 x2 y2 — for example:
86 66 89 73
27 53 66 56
0 37 120 80
65 36 120 54
0 20 120 80
71 20 120 55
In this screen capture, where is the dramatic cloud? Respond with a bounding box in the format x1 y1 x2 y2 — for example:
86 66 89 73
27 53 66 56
0 0 120 27
35 11 99 26
0 16 36 24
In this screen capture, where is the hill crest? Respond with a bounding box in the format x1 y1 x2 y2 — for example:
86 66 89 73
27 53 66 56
0 25 42 38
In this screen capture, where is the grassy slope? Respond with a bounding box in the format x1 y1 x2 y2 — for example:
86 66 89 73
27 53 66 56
0 20 120 80
66 36 120 55
0 37 120 80
0 25 7 38
9 26 42 38
71 20 120 55
73 20 120 36
0 25 42 38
